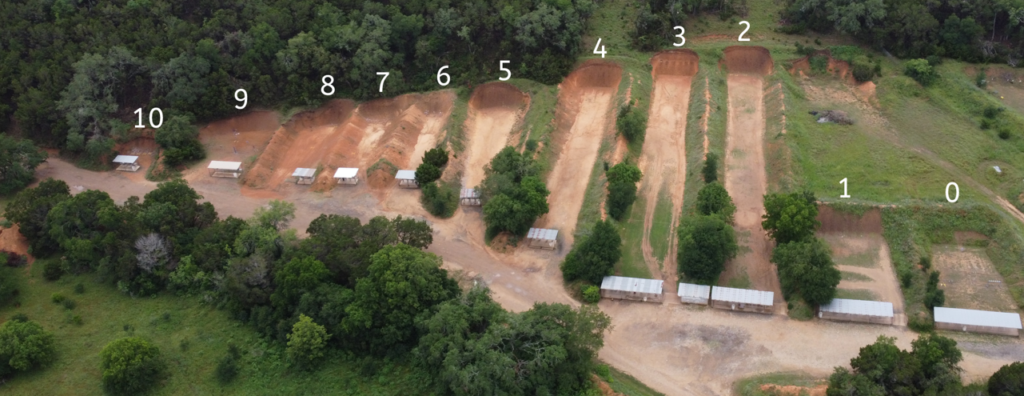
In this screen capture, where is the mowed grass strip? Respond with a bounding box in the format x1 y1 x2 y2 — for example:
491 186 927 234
0 260 423 396
841 271 874 282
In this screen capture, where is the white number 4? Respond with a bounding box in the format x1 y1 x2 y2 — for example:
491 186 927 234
377 72 389 93
593 38 606 58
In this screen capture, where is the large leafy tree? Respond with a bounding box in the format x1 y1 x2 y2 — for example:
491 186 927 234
762 191 820 244
100 337 166 396
827 334 964 395
45 189 121 270
301 214 433 284
989 362 1024 396
482 175 549 235
140 179 216 251
286 314 331 370
605 162 642 221
343 244 460 353
561 220 622 285
271 256 330 313
695 182 736 223
4 178 71 255
771 238 841 306
0 135 46 195
677 215 738 284
0 318 56 377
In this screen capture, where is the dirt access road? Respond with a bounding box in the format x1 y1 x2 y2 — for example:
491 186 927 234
638 50 698 289
540 60 622 243
460 83 529 189
718 46 783 304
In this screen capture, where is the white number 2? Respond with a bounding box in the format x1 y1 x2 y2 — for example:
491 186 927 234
593 38 607 58
674 26 685 47
738 21 751 42
377 72 389 93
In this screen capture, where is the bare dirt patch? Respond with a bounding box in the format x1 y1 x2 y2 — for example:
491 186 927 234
639 50 698 286
817 206 882 234
933 245 1017 312
820 232 906 324
461 83 529 188
540 60 622 243
0 225 33 265
193 110 280 174
718 47 781 303
113 135 158 183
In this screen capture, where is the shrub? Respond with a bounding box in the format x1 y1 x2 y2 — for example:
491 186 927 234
62 298 76 310
976 68 988 88
525 139 538 152
924 289 945 310
606 181 637 221
702 153 719 183
420 182 459 218
677 215 738 284
809 55 828 74
616 103 647 143
0 267 18 307
771 238 841 306
42 260 64 281
287 314 331 370
904 59 937 86
74 283 85 294
983 105 1003 118
989 362 1024 396
71 315 83 325
100 337 165 396
215 344 242 384
582 285 601 303
11 313 28 322
0 319 56 376
980 118 992 130
422 147 449 168
51 293 65 304
415 162 442 186
925 55 943 66
998 128 1011 140
762 191 820 244
695 182 736 223
851 61 874 82
919 256 931 271
561 220 621 285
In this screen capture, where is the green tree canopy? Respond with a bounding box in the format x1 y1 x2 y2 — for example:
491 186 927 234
989 362 1024 396
770 238 841 306
271 256 331 313
0 318 56 377
677 215 738 284
702 152 719 183
4 178 71 255
695 182 736 223
0 135 46 195
762 191 820 244
287 314 331 370
343 244 460 353
100 337 165 396
827 334 964 395
482 175 549 235
561 220 622 285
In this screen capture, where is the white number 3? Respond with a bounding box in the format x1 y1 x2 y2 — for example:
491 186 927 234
674 26 685 47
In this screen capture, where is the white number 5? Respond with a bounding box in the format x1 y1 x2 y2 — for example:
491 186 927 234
738 21 750 42
499 60 511 81
674 26 685 47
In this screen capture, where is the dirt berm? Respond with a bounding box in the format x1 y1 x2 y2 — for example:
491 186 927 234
461 83 529 188
721 46 774 76
651 48 699 77
816 205 883 234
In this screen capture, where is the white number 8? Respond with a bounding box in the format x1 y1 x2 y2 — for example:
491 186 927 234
321 75 335 96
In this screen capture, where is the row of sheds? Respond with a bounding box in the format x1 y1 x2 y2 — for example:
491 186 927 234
599 277 776 314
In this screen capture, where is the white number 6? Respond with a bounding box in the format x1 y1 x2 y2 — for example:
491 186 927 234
674 26 685 47
738 21 750 42
437 66 450 87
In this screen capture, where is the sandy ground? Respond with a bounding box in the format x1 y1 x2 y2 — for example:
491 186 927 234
720 73 782 304
933 245 1018 312
820 232 907 325
541 62 622 243
460 83 529 188
194 110 280 171
113 136 157 183
638 51 697 289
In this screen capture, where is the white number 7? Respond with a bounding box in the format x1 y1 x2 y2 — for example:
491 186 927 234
377 72 389 93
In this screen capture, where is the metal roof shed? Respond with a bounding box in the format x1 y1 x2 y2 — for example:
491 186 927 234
292 168 316 185
333 168 359 185
601 276 664 303
525 228 558 250
395 170 418 188
113 155 140 172
710 286 774 314
208 161 243 178
460 188 481 206
934 307 1022 337
677 283 711 305
819 299 894 325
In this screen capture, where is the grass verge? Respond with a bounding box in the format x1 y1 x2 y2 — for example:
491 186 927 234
733 371 824 396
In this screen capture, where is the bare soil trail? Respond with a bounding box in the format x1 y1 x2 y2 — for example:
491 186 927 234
718 47 782 303
36 155 1024 396
461 83 529 188
639 50 698 287
540 61 622 244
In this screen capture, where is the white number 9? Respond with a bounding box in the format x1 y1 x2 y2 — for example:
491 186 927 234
234 88 247 110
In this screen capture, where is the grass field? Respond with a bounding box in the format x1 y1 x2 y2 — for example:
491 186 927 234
733 371 825 396
0 259 425 396
836 288 879 301
605 365 666 396
841 271 874 282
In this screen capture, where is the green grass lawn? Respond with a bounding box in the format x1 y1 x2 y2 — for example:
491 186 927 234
615 197 654 279
836 288 879 301
0 259 424 396
605 364 666 396
841 271 874 282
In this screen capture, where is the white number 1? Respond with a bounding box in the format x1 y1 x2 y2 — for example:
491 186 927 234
840 178 850 198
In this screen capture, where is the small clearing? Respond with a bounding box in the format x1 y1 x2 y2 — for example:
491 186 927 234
933 245 1018 312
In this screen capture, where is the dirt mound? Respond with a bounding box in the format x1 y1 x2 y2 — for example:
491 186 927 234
790 51 855 83
817 205 882 233
194 110 280 181
357 95 416 122
722 46 774 76
651 49 699 77
469 82 529 110
561 60 623 90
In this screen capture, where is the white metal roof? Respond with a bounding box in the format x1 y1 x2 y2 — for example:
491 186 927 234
527 228 558 241
601 276 663 295
395 170 416 180
292 168 316 178
333 167 358 178
820 298 894 318
460 188 481 199
208 161 242 170
677 283 711 299
711 286 774 306
113 155 139 164
934 307 1022 329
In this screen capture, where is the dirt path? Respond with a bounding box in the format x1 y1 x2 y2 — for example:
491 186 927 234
541 61 622 244
720 72 781 302
461 83 529 188
639 50 698 287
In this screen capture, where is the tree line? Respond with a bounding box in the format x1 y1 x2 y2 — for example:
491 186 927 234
1 178 610 395
0 0 596 163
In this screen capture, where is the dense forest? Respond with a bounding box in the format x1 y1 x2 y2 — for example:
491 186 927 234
0 178 611 395
0 0 596 163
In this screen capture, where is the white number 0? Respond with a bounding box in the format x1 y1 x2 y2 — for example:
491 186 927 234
377 72 389 93
738 21 751 42
437 66 450 87
499 60 511 81
674 26 685 47
946 182 959 203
